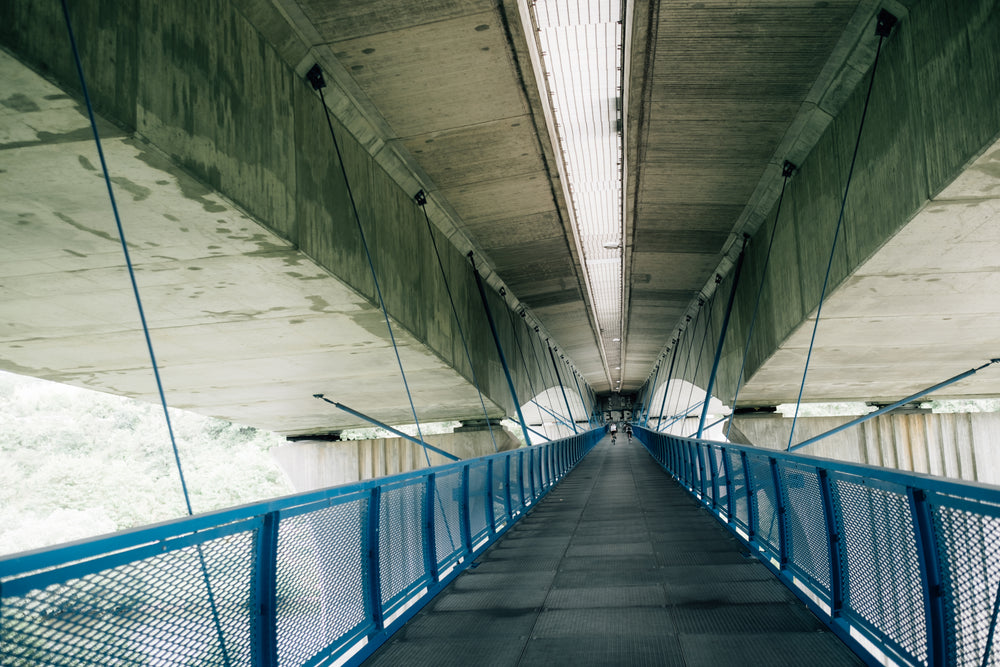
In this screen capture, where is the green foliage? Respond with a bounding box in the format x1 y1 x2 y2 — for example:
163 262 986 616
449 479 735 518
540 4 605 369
0 372 294 555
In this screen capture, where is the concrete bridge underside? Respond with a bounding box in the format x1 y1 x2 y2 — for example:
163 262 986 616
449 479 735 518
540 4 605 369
1 0 998 439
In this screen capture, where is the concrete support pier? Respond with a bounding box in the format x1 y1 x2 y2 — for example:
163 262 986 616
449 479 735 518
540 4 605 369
732 410 1000 485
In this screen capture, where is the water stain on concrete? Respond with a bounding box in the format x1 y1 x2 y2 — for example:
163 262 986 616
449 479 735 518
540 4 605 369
285 271 328 281
164 213 179 222
134 147 227 212
62 249 87 258
2 93 39 113
109 176 151 202
78 155 97 171
54 211 134 248
307 295 333 313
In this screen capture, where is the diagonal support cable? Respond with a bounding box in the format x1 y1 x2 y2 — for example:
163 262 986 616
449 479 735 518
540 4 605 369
307 65 431 465
415 191 498 453
788 11 897 450
60 2 231 662
726 161 796 439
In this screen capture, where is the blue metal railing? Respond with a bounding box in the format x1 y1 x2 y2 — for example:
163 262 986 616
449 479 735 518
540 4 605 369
0 429 602 666
635 425 1000 667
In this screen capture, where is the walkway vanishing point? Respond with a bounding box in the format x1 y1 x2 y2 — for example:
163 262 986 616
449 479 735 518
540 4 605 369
363 436 862 666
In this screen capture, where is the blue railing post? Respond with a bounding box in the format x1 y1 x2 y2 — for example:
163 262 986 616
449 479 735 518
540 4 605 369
697 444 708 499
485 459 496 532
818 469 843 616
722 451 735 519
460 466 473 555
529 448 537 501
366 487 384 631
252 511 279 667
908 488 946 665
503 455 513 521
708 446 720 510
424 473 439 582
769 458 788 568
742 452 756 542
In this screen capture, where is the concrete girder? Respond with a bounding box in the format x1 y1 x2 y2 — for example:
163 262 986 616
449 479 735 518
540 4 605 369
674 0 1000 406
0 3 580 436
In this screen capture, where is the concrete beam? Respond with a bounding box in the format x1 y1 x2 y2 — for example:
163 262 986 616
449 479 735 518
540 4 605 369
0 1 591 434
680 0 1000 405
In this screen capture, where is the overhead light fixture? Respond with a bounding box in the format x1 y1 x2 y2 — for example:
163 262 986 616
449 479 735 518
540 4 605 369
612 337 620 342
526 0 628 393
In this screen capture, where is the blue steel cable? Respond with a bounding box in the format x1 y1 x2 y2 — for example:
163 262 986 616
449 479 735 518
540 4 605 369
58 2 231 664
309 69 431 466
787 27 891 451
983 579 1000 667
679 291 716 430
726 163 795 439
665 311 700 430
500 290 567 432
526 322 565 430
416 197 498 452
309 75 459 557
655 332 683 431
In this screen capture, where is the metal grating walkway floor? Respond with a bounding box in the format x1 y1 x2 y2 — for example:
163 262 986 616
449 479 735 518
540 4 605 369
363 436 863 666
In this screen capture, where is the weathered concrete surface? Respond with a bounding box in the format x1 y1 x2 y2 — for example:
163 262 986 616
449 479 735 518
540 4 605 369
272 428 522 492
0 5 592 434
733 411 1000 485
663 0 1000 405
3 0 998 429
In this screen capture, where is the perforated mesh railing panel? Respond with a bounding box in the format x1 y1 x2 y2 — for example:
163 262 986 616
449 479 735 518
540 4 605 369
834 476 928 664
492 458 509 529
727 450 750 532
1 528 256 666
932 498 1000 666
746 455 782 559
779 463 831 596
467 462 490 542
378 482 428 610
1 432 601 666
508 454 524 515
710 446 728 510
634 426 1000 667
432 470 464 568
276 498 369 666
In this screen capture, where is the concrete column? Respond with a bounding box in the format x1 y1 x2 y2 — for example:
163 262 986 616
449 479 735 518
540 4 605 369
732 411 1000 485
272 426 523 492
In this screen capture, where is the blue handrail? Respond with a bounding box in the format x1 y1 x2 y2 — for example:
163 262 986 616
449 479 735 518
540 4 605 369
0 429 603 666
635 425 1000 667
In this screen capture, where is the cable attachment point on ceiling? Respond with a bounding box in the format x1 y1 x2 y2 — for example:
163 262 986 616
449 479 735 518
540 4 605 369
519 310 526 318
312 393 324 399
414 189 427 206
782 160 797 178
875 9 897 37
306 64 326 91
715 273 723 284
499 287 506 296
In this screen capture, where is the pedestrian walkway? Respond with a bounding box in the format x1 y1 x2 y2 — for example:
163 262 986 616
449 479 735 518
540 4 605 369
363 436 863 666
